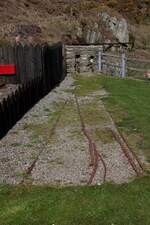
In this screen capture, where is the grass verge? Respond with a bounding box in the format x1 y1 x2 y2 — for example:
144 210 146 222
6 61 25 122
99 76 150 163
0 177 150 225
74 74 150 163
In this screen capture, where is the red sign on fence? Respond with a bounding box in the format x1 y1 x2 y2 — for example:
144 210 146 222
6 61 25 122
0 65 16 75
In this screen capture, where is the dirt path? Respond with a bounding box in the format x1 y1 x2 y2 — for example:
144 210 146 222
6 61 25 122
0 75 143 186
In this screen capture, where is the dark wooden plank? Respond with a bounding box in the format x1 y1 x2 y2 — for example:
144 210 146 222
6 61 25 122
18 45 24 83
14 44 24 83
34 44 42 78
0 47 6 84
6 46 15 84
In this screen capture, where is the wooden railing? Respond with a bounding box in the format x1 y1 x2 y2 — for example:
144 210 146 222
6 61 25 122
97 52 150 78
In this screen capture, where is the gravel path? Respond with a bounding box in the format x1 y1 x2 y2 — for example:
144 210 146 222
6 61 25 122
0 75 137 186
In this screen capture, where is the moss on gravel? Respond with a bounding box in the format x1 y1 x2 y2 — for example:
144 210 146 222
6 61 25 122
73 74 103 96
22 101 66 144
94 128 115 144
80 100 109 127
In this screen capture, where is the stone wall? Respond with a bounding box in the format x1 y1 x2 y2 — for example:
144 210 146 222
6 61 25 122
65 45 103 75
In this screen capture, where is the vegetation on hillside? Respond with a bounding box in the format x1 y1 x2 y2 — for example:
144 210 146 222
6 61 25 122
0 0 149 46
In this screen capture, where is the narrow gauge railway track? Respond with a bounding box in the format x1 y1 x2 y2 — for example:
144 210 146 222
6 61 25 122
20 99 68 184
21 93 144 185
75 94 144 185
74 95 107 185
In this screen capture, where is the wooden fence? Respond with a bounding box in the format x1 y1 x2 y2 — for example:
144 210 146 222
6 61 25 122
0 43 64 139
0 77 43 138
14 44 43 84
0 44 64 85
97 52 150 79
0 46 16 85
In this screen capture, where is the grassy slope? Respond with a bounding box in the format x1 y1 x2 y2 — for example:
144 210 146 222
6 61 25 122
0 75 150 225
0 177 150 225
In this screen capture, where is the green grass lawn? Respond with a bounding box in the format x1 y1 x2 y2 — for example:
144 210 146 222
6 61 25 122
99 76 150 163
75 75 150 163
0 177 150 225
0 75 150 225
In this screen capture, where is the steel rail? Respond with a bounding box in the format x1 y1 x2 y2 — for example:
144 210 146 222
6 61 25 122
87 143 99 185
110 129 142 177
117 130 144 172
103 105 144 176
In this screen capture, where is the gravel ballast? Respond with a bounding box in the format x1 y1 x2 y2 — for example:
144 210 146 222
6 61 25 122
0 75 137 186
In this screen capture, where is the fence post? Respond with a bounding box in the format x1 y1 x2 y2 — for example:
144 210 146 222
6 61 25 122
121 53 126 78
98 51 102 72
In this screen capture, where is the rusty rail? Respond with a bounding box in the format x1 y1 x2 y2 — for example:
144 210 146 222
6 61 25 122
87 143 99 185
110 129 143 177
105 108 144 175
118 130 144 172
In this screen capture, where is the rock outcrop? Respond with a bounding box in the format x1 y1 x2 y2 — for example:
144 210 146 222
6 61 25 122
77 12 129 44
99 12 129 43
